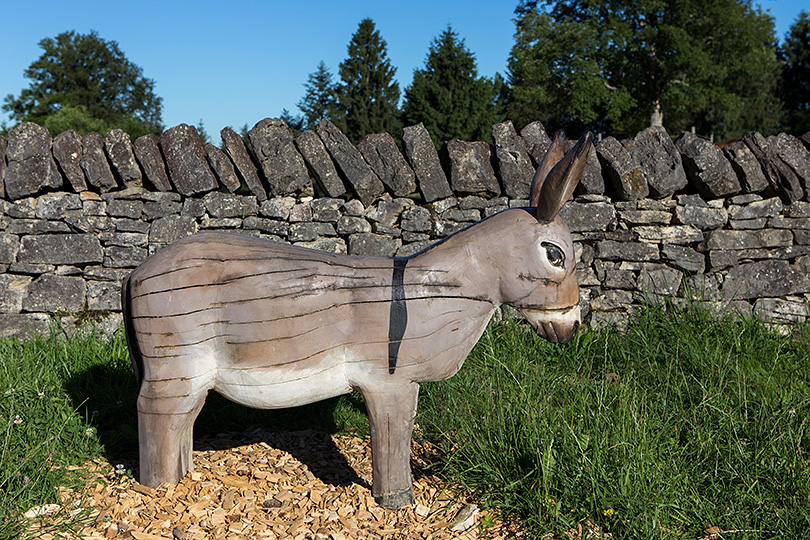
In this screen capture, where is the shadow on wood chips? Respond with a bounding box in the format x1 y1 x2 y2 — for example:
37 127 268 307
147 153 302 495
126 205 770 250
22 429 530 540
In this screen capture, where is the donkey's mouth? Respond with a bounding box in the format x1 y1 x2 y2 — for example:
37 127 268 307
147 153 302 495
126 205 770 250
521 305 581 344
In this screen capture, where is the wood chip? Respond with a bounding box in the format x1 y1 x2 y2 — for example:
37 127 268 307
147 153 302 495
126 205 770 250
21 430 526 540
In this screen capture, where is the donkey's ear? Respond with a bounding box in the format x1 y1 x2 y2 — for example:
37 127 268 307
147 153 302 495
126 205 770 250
534 131 593 223
529 130 566 208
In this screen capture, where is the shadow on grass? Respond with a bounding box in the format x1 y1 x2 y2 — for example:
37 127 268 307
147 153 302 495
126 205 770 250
63 360 370 488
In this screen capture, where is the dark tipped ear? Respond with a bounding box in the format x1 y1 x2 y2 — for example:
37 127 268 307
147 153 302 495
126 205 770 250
529 131 566 208
535 131 594 222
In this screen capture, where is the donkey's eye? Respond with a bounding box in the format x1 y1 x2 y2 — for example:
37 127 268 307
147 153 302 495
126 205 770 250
542 242 565 268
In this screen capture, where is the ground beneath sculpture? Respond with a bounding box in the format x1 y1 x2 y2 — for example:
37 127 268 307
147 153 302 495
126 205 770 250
22 429 528 539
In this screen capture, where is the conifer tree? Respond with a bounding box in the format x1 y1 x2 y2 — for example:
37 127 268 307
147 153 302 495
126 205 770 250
780 11 810 134
333 19 401 143
402 27 503 147
297 61 337 130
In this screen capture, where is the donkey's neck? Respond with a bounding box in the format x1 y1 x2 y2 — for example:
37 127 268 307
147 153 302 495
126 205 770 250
407 209 531 307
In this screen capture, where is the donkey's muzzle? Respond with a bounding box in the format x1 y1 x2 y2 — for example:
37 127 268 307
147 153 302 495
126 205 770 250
521 305 581 344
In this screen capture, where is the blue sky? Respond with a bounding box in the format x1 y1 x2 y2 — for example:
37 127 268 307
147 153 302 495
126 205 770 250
1 0 806 144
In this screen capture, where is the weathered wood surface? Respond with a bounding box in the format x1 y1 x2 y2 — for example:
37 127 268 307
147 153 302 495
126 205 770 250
122 131 593 508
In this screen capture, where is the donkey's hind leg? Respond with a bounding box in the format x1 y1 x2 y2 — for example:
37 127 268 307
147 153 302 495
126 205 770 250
136 383 208 488
361 382 420 508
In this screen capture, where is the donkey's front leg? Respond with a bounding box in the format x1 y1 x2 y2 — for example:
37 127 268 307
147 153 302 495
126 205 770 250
360 382 419 508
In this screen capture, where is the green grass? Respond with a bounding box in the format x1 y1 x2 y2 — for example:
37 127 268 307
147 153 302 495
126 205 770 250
418 303 810 538
1 304 809 539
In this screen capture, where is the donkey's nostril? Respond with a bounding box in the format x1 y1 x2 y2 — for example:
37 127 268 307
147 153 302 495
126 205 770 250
573 320 580 332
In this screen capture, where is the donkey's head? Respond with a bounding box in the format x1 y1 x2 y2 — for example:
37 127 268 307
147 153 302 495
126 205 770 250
502 131 593 344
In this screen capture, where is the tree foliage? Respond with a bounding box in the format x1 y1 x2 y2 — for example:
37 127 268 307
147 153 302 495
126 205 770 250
402 27 504 147
332 19 401 143
780 11 810 134
297 61 337 130
3 30 163 138
507 0 782 140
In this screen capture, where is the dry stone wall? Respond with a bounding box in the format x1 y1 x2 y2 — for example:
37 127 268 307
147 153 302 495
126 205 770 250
1 118 810 339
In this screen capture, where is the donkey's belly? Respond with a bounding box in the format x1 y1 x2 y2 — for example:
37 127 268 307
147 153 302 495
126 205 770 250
213 354 354 409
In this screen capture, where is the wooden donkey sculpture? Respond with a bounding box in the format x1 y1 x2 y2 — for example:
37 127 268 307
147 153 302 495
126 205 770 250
122 130 593 508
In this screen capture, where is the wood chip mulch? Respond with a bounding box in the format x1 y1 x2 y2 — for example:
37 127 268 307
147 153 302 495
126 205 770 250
22 429 527 540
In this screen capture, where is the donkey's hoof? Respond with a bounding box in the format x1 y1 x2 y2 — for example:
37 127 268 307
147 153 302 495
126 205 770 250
374 488 414 509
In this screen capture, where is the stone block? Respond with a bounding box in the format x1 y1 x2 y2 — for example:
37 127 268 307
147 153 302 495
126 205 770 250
595 240 659 261
348 233 400 257
289 222 336 242
294 129 346 198
772 133 810 193
753 297 809 325
289 202 313 222
34 193 82 220
0 135 6 198
104 245 148 268
727 196 783 220
633 225 703 244
87 281 122 311
402 123 452 202
401 206 432 232
22 274 86 312
0 233 20 264
637 264 683 296
558 201 616 233
661 244 705 273
722 259 810 300
295 237 348 254
619 210 672 225
742 131 803 203
603 269 637 290
260 197 296 220
705 229 793 250
310 198 343 222
357 132 417 197
336 216 372 234
105 129 142 187
81 132 118 192
674 131 740 198
220 127 266 200
52 130 88 192
674 205 728 230
367 200 407 227
143 200 182 220
317 119 382 205
18 234 103 265
107 199 144 219
595 136 648 201
160 124 218 196
492 121 534 198
242 217 289 237
205 143 240 192
148 215 199 245
589 289 634 311
133 134 172 191
397 241 434 257
0 274 32 312
0 314 50 340
442 140 500 195
5 122 63 199
250 118 312 197
519 121 552 165
627 126 687 198
722 139 768 193
203 192 258 218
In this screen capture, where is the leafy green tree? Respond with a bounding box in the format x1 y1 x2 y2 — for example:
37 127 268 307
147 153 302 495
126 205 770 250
3 30 163 138
507 0 782 140
333 19 401 142
402 27 504 147
297 61 337 129
780 11 810 134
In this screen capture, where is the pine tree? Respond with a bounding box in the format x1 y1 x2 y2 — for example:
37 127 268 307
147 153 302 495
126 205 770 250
333 19 401 143
297 61 337 130
780 11 810 134
507 0 782 140
402 27 503 147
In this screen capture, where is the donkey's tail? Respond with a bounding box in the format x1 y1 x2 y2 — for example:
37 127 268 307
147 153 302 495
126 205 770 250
121 273 144 388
